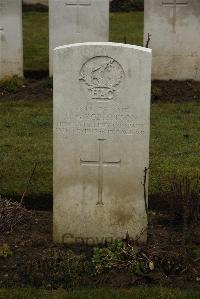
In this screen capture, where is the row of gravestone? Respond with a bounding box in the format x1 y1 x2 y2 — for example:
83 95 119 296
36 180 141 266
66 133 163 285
0 0 200 81
0 0 199 245
51 0 199 245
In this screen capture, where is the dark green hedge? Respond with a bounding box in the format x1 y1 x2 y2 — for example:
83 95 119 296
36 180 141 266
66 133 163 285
23 1 144 13
110 0 144 12
22 3 48 12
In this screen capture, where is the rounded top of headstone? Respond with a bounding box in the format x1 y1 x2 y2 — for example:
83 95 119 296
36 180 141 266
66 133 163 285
54 42 152 54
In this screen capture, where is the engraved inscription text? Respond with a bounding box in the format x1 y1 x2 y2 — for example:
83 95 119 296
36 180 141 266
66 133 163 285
55 106 145 137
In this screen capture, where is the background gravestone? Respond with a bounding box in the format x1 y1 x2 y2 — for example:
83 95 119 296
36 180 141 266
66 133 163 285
144 0 200 81
49 0 109 75
0 0 23 79
53 42 152 245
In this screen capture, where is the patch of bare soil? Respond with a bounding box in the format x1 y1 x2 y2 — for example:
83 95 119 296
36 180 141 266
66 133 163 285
152 80 200 102
0 79 52 102
0 198 199 290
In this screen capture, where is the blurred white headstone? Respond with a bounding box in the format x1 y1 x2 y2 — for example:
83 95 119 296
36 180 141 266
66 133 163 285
144 0 200 80
49 0 109 75
0 0 23 79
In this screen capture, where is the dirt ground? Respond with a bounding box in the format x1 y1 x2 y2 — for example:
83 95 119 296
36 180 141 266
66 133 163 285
0 79 200 103
0 198 199 290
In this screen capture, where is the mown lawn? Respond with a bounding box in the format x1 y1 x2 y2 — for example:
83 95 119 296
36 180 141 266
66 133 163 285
0 287 200 299
150 102 200 195
23 11 49 71
0 99 199 199
0 99 52 199
109 11 144 45
23 11 144 71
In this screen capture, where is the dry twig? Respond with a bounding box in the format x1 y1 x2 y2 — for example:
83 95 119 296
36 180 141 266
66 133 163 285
145 33 151 48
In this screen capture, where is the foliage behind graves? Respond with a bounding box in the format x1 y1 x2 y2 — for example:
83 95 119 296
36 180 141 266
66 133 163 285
110 0 144 12
23 3 48 12
22 1 144 13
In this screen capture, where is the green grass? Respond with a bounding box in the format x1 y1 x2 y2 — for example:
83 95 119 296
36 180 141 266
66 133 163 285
23 12 49 71
0 99 52 198
0 100 199 199
110 11 144 45
150 102 200 194
0 287 200 299
23 11 144 71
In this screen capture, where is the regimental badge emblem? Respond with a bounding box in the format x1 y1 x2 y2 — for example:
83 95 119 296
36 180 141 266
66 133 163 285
79 56 125 101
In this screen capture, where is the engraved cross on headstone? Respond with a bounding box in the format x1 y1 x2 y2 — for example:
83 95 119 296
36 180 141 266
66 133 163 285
162 0 188 32
65 0 92 33
80 139 121 206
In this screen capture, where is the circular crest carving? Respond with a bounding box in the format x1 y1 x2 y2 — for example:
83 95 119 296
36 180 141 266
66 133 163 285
79 56 125 101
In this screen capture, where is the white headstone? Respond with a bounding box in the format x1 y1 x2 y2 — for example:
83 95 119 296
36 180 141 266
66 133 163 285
53 42 152 245
49 0 109 75
0 0 23 79
144 0 200 81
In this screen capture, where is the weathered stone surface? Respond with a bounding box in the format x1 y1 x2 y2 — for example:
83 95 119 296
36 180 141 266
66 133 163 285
53 42 152 245
49 0 109 75
144 0 200 81
0 0 23 79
